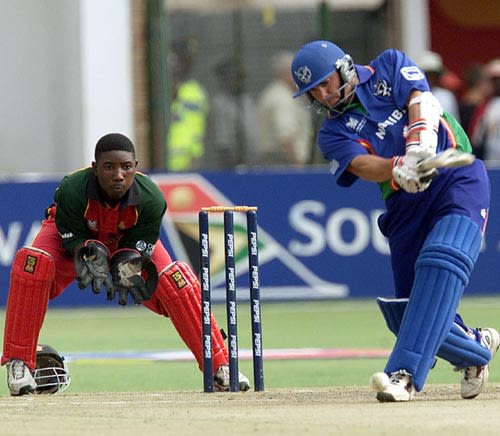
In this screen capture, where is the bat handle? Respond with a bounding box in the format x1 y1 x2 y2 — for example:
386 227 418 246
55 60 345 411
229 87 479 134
419 169 439 183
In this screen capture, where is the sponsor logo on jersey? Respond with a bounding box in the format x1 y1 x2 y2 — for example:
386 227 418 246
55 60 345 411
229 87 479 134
374 80 392 97
24 255 37 273
134 240 154 256
145 243 154 256
346 117 367 133
347 117 359 130
375 109 405 140
136 240 147 252
87 220 97 230
60 232 74 239
400 66 425 81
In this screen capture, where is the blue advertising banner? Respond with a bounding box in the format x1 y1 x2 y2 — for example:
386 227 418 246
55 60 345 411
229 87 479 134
1 168 499 307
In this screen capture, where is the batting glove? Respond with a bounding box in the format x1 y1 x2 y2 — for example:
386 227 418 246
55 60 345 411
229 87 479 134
392 149 438 193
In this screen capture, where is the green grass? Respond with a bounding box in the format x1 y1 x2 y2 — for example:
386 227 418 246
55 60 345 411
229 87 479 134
1 297 500 394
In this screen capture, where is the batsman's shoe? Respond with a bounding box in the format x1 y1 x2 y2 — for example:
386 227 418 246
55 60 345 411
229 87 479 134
456 327 500 400
370 370 415 402
214 365 250 392
7 359 36 396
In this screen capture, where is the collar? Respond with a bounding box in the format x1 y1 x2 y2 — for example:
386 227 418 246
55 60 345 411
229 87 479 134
356 65 375 84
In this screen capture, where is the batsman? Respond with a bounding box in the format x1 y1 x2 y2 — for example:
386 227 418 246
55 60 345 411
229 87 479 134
291 41 499 402
1 133 249 395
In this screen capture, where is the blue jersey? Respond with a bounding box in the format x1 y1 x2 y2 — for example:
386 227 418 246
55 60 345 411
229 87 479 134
316 49 490 296
318 49 470 193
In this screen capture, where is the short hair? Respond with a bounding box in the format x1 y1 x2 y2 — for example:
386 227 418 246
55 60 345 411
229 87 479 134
94 133 136 161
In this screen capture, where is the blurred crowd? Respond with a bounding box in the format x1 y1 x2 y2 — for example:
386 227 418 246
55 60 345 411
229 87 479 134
164 40 500 172
164 39 315 172
416 50 500 163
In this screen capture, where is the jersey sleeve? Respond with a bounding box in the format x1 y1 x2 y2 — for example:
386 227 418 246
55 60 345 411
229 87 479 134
318 121 369 187
53 172 92 254
376 49 430 108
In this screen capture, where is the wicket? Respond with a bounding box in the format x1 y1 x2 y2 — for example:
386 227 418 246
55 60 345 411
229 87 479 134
199 206 264 392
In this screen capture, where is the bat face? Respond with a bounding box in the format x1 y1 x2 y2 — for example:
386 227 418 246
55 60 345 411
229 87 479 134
416 149 475 172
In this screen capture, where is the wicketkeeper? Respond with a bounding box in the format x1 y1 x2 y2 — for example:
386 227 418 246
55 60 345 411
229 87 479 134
1 133 249 395
291 40 499 402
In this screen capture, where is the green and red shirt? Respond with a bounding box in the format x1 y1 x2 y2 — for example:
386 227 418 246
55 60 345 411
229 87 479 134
53 168 166 256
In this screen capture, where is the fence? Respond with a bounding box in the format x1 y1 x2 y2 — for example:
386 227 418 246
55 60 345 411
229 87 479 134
146 0 389 170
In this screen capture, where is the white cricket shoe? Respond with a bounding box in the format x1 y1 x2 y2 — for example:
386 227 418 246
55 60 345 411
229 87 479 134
370 370 415 402
456 327 500 399
7 359 36 396
214 365 250 392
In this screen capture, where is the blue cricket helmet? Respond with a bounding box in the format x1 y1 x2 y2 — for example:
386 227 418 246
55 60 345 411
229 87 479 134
291 41 347 98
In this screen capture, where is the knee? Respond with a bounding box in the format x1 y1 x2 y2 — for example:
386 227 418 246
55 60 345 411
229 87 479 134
13 247 56 280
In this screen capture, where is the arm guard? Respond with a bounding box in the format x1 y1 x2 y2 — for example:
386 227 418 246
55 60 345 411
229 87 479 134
405 91 443 157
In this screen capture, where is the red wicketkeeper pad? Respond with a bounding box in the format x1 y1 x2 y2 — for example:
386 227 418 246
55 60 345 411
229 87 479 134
155 261 228 373
2 247 55 369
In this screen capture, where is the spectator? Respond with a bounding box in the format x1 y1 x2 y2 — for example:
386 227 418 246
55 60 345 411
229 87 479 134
207 58 256 169
165 39 209 171
470 59 500 162
459 64 493 137
255 51 314 166
440 69 463 96
416 50 461 122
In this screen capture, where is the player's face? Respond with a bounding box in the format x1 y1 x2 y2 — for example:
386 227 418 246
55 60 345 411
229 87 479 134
309 71 344 108
93 150 138 200
309 70 355 112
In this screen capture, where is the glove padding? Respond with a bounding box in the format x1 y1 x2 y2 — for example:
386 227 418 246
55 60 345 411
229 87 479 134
74 240 113 294
392 149 438 193
109 249 158 305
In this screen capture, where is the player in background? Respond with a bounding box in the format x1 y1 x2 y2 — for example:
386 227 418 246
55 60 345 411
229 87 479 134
256 51 313 166
291 40 499 402
415 50 461 123
2 133 249 395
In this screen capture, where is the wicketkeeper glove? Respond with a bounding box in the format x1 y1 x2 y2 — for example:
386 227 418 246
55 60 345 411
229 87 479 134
109 249 158 306
392 148 438 193
74 240 113 295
